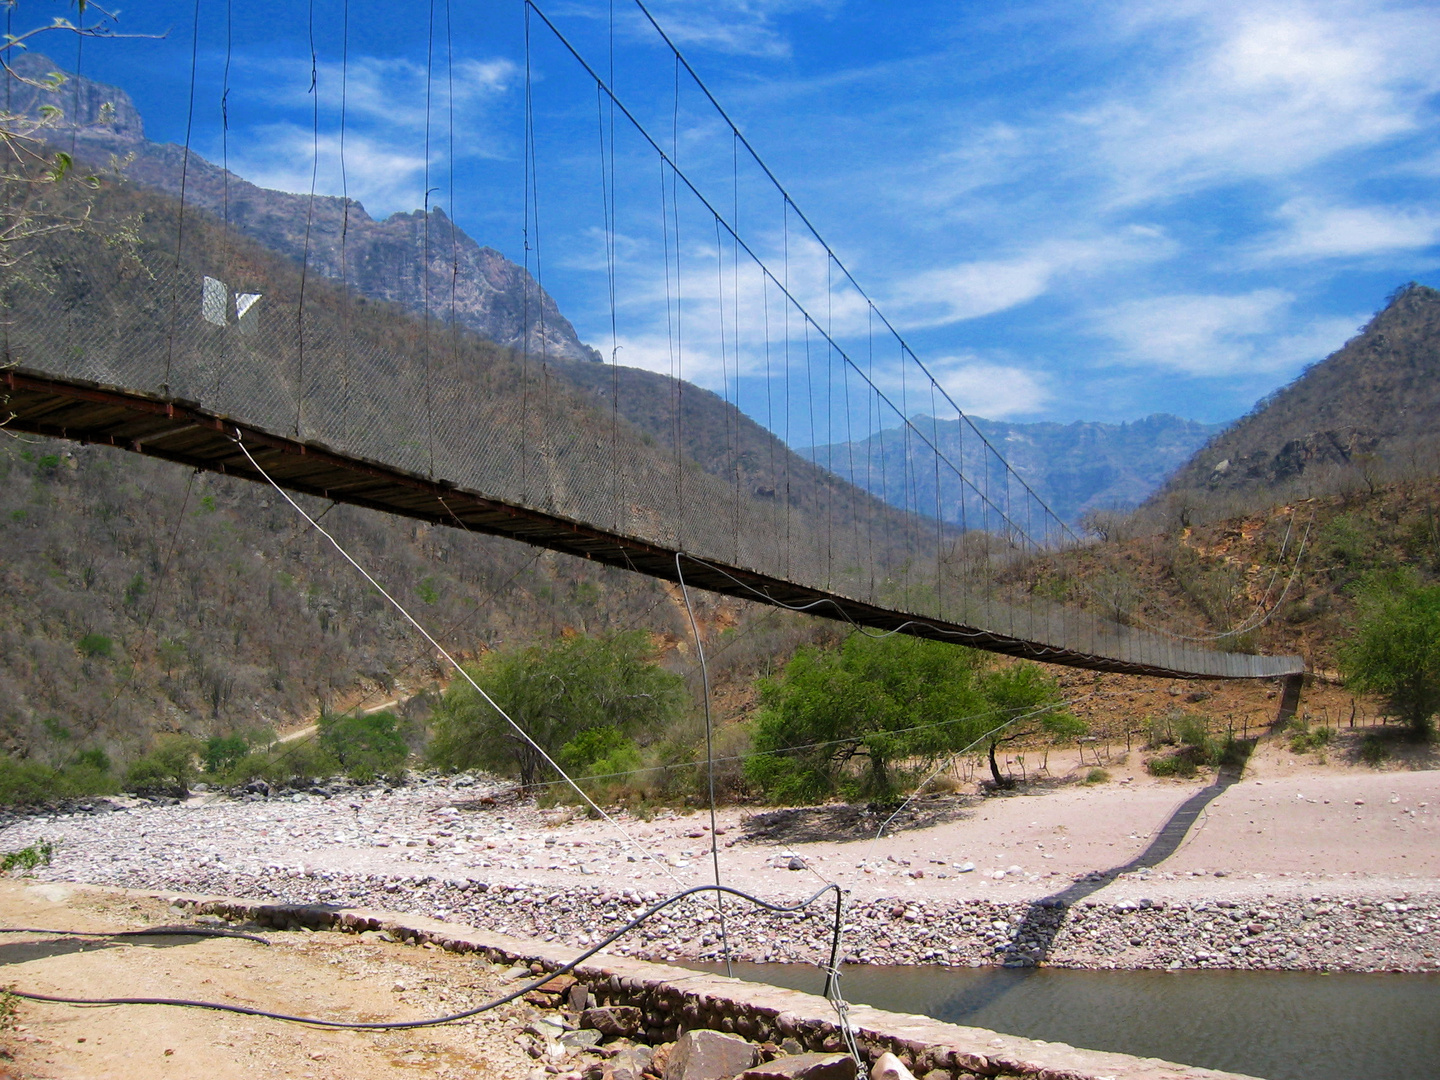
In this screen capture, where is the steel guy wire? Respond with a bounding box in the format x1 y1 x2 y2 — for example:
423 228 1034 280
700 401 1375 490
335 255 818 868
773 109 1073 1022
675 552 733 976
231 432 717 911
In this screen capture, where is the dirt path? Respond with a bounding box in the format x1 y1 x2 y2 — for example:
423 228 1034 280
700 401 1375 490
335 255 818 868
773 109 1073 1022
0 881 544 1080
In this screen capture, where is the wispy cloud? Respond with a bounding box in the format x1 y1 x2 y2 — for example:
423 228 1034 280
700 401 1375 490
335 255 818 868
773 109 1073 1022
1253 198 1440 261
918 356 1050 419
615 0 841 59
1094 289 1361 376
887 230 1172 329
1081 1 1440 204
218 52 518 216
225 126 430 214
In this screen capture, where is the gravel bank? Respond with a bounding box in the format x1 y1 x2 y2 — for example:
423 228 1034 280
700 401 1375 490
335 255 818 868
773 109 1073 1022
1 772 1436 974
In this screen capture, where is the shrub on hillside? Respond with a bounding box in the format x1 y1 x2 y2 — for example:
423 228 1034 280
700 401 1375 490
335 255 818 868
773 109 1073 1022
123 735 202 797
428 631 687 790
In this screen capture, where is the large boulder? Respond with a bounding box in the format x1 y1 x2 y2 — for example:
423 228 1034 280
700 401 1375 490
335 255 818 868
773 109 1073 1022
663 1030 761 1080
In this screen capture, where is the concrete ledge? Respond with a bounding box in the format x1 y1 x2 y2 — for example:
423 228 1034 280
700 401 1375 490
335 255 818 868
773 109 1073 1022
135 887 1260 1080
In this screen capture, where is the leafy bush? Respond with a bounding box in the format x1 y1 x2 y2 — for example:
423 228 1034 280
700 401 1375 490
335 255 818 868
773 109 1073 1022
1147 754 1197 778
744 634 988 804
222 740 340 787
0 840 54 874
1360 734 1389 766
744 634 1080 804
429 631 687 789
76 632 113 659
0 753 118 804
203 733 252 775
1085 768 1110 784
1339 572 1440 737
318 710 409 782
1289 722 1334 754
0 758 63 803
123 735 201 796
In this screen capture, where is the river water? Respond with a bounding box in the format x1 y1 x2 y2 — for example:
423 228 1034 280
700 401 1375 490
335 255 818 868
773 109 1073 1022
690 962 1440 1080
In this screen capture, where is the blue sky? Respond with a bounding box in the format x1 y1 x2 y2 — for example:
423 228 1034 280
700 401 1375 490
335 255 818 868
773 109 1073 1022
42 0 1440 430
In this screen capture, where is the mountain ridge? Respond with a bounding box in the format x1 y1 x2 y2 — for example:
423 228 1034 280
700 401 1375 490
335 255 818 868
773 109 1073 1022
804 412 1223 527
8 52 601 364
1155 283 1440 508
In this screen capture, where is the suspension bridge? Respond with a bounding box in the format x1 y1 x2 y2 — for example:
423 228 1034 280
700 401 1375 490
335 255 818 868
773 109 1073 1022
1 1 1304 684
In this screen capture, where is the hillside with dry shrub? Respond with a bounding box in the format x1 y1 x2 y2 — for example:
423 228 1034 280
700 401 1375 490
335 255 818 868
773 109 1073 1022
1152 283 1440 520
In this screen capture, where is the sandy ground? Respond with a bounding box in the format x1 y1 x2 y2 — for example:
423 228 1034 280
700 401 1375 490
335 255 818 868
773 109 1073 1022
0 881 547 1080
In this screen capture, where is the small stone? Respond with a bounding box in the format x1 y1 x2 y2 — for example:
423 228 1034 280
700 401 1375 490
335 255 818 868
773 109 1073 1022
606 1045 654 1080
788 856 806 871
538 973 578 994
736 1052 858 1080
870 1053 916 1080
581 1005 643 1037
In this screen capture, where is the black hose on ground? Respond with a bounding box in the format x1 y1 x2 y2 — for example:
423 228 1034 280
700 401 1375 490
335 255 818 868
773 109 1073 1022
3 882 844 1030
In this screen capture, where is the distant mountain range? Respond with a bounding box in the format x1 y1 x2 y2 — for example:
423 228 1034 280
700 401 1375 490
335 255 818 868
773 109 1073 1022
10 52 600 364
804 413 1223 526
1155 283 1440 505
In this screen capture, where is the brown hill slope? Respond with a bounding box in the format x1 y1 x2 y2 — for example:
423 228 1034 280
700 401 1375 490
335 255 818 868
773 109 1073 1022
1024 475 1440 672
1154 284 1440 514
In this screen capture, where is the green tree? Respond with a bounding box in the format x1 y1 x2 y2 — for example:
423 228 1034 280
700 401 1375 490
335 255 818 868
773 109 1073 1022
744 634 1082 803
428 631 686 788
123 734 201 796
978 663 1085 788
1339 573 1440 737
318 710 409 781
744 634 990 804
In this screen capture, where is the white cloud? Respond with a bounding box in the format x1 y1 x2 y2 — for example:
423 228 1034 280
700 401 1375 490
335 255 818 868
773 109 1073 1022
225 126 430 216
1094 288 1360 375
1255 198 1440 261
922 357 1050 419
613 0 840 59
239 54 518 135
887 231 1171 329
1083 2 1440 203
218 52 518 217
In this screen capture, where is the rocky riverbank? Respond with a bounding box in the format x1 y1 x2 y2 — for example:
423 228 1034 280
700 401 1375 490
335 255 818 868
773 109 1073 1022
1 769 1436 974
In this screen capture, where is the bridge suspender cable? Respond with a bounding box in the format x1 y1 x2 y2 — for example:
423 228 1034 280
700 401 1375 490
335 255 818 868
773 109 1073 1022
230 433 711 905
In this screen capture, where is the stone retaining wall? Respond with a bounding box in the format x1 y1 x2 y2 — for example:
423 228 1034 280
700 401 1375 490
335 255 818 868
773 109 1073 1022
155 889 1261 1080
97 863 1439 973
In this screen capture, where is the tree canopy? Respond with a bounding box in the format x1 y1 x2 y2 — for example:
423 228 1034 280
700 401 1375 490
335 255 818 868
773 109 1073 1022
743 632 1080 804
1339 572 1440 737
428 630 686 787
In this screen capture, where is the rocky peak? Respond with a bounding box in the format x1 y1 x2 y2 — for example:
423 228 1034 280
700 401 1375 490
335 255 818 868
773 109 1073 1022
9 55 599 363
4 52 145 143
